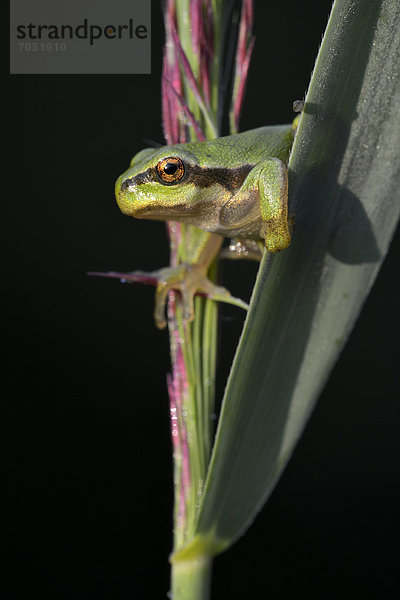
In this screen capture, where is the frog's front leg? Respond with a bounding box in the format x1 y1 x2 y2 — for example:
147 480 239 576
257 158 291 252
219 158 292 253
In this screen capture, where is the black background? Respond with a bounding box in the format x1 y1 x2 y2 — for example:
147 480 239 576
4 1 399 598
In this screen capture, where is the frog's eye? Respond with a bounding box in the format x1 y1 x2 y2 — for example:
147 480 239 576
156 157 185 184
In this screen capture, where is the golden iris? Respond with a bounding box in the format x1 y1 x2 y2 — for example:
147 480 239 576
156 157 185 184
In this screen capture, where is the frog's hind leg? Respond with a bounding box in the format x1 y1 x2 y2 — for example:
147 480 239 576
135 233 249 329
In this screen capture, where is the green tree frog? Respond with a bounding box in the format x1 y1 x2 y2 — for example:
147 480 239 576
115 120 298 328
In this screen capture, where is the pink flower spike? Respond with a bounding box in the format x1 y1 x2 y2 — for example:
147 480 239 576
170 18 205 111
232 35 255 130
164 6 185 144
166 80 206 141
190 0 202 56
244 0 254 34
199 35 211 106
162 49 175 144
199 0 214 107
238 0 254 59
87 270 160 286
165 0 176 25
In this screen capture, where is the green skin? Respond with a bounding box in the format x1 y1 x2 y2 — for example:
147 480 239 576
115 123 296 328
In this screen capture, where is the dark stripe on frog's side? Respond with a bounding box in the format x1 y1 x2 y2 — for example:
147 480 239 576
121 163 254 192
189 163 254 191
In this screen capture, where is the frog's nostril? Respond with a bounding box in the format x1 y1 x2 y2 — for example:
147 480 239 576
120 177 134 192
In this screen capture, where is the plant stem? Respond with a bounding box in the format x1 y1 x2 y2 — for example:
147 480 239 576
164 1 255 596
171 554 213 600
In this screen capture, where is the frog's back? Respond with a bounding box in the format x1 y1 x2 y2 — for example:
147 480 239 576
187 124 294 168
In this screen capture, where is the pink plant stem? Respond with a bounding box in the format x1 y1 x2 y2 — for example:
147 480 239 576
164 78 206 141
162 2 192 531
232 0 255 131
169 17 208 114
162 0 255 548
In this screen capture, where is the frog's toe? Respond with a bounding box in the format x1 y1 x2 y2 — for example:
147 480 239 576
181 289 196 323
197 278 249 312
199 279 231 300
154 280 169 330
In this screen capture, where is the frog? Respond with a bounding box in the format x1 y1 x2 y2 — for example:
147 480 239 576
115 119 298 329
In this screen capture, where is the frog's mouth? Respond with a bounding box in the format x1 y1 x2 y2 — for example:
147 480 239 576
131 203 200 220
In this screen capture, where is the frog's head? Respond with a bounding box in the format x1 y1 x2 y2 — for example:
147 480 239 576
115 142 239 225
115 144 209 221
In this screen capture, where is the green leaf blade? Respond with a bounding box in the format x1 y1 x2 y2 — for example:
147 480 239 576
195 0 400 549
